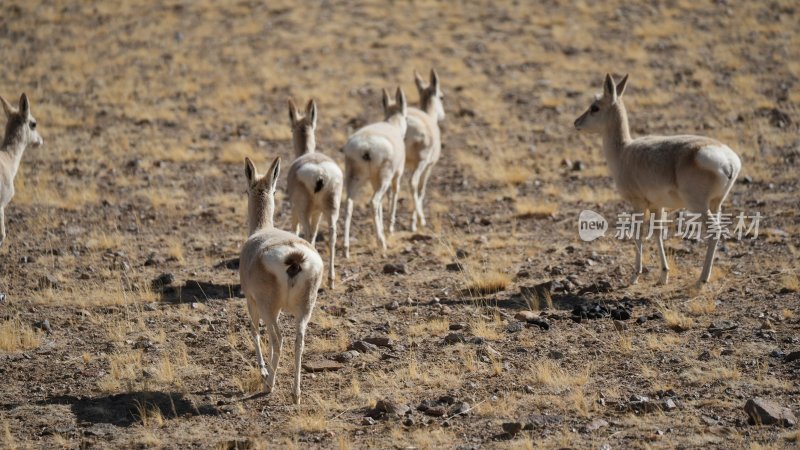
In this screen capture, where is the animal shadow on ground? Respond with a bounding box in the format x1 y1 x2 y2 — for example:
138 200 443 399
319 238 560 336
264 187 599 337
37 391 219 427
158 279 244 304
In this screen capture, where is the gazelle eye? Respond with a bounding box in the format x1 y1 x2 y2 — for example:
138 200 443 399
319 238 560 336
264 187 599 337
30 121 37 129
590 104 599 113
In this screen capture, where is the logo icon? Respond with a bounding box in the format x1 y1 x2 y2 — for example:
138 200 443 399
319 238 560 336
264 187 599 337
579 210 607 242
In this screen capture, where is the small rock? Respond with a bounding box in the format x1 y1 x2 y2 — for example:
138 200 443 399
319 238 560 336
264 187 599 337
386 301 400 311
363 336 393 348
455 249 469 259
744 397 797 427
583 418 609 432
449 323 467 331
548 350 565 360
571 160 584 171
443 333 466 345
515 310 539 322
348 341 379 353
506 322 525 333
383 264 406 275
449 402 471 417
34 319 52 333
785 351 800 363
362 417 376 426
613 320 628 331
302 359 344 372
502 422 523 435
151 273 174 290
403 417 415 427
445 262 464 272
636 316 648 325
333 350 360 363
38 274 60 290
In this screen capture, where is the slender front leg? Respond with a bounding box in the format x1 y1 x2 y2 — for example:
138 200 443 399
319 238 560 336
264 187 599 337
418 164 434 227
388 173 401 235
409 163 425 232
246 300 269 389
699 209 719 285
344 197 353 259
292 318 309 405
309 212 323 245
0 206 5 247
265 315 282 392
328 210 338 289
372 180 391 251
656 208 670 285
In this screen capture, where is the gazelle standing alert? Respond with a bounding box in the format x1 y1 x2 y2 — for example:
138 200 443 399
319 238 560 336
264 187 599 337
1 93 44 247
343 87 407 257
574 73 741 286
239 156 323 404
405 69 445 231
287 98 343 289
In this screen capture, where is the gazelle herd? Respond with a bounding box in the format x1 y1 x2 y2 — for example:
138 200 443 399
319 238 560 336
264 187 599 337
0 72 743 403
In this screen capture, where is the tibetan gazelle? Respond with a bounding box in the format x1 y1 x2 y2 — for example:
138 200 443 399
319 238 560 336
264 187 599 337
574 73 741 286
239 156 323 404
343 87 408 257
287 99 343 289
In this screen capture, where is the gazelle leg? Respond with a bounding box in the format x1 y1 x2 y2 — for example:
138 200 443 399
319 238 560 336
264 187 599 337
656 208 670 285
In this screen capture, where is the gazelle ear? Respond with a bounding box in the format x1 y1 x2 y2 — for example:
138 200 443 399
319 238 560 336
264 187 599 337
381 88 391 111
0 96 14 118
396 87 407 116
19 93 30 117
616 74 629 98
244 157 257 186
266 156 281 193
288 98 300 126
430 69 440 92
306 99 317 129
603 73 617 102
414 70 425 92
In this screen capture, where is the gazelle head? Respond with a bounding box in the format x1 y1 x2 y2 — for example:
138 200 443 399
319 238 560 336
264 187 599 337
1 93 43 148
574 73 629 133
414 69 445 122
244 156 281 234
288 98 317 156
382 87 407 136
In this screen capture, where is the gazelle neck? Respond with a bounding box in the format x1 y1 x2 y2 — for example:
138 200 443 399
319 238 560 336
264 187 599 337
248 190 274 236
602 100 632 175
293 128 315 158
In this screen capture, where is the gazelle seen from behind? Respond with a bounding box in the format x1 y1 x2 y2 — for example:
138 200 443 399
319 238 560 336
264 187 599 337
1 93 44 247
405 69 445 231
287 98 343 289
239 156 323 404
574 73 741 286
343 87 407 257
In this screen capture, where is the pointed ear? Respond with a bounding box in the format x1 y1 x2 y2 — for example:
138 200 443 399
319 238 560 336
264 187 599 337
0 96 14 118
430 69 440 92
266 156 281 192
414 70 425 92
306 99 317 128
19 93 30 116
244 157 257 186
603 73 617 102
288 99 300 126
396 87 407 116
615 74 629 98
382 88 391 111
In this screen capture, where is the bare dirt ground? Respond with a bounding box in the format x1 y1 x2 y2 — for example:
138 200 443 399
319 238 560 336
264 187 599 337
1 1 799 448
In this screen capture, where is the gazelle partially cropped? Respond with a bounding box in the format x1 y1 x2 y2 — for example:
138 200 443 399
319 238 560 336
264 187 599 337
287 98 343 289
343 87 407 257
405 69 444 231
239 156 323 404
1 93 44 247
574 73 741 286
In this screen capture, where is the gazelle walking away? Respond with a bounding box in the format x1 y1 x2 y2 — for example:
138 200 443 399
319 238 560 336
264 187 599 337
287 98 343 289
1 93 44 247
406 69 445 231
239 156 323 404
574 73 741 286
343 87 407 257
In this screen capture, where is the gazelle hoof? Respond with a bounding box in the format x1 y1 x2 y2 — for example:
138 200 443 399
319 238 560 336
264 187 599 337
260 367 269 380
629 274 640 285
658 270 669 285
292 392 301 405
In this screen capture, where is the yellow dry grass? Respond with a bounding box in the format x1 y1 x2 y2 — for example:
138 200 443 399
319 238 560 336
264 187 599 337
0 317 41 352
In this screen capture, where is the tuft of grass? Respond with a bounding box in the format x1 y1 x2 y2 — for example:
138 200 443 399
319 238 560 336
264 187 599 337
662 309 694 331
469 315 502 341
0 317 41 352
462 272 511 296
532 360 590 389
287 411 327 434
234 367 264 395
133 400 164 427
97 350 143 392
515 200 558 219
408 318 450 337
687 297 716 315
